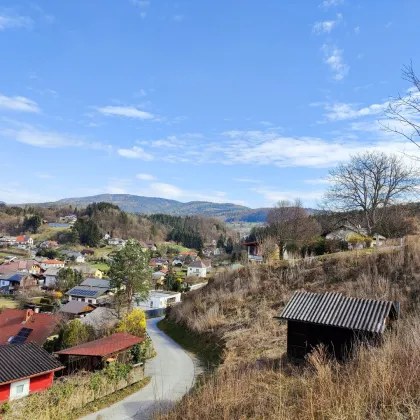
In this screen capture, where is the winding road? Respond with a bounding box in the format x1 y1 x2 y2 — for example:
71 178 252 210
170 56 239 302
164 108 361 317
80 317 195 420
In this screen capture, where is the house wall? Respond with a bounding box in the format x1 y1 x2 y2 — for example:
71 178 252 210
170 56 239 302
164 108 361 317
0 383 10 403
29 372 54 393
287 321 374 361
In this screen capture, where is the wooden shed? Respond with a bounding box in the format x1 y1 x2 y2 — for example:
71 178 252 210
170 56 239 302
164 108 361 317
276 291 399 362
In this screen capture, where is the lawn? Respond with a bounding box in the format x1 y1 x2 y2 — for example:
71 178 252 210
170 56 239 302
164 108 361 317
32 225 70 241
0 297 19 309
91 262 110 272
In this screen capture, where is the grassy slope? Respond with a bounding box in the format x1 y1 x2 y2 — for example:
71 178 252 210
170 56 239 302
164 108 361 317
158 244 420 419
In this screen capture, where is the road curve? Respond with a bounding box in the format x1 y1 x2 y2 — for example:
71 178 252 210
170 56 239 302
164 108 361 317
80 317 195 420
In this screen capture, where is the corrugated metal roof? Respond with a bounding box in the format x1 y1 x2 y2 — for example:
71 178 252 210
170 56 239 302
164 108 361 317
277 292 397 333
0 342 63 385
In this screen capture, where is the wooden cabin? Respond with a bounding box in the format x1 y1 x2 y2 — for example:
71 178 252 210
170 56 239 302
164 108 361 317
276 291 399 362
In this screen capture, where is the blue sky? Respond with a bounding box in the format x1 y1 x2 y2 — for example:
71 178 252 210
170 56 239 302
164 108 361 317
1 0 420 208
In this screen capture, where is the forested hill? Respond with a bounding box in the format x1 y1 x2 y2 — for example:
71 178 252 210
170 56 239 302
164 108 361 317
18 194 317 222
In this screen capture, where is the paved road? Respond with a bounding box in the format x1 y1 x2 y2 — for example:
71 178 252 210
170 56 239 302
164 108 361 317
81 317 195 420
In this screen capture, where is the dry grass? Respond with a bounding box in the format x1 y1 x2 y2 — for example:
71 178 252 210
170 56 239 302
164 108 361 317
159 244 420 419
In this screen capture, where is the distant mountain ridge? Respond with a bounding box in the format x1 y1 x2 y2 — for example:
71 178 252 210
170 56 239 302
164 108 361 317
18 194 317 222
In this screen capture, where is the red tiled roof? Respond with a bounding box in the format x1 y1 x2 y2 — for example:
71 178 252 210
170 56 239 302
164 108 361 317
42 259 64 265
0 260 40 274
16 235 31 243
0 309 61 345
55 332 144 357
180 251 197 255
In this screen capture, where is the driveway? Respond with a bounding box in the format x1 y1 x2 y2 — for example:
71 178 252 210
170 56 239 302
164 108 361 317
80 317 195 420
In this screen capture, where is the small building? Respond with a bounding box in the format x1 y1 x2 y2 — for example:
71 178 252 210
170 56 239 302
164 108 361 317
66 285 110 304
0 272 38 294
108 238 127 247
43 267 61 288
243 241 263 264
149 258 169 268
59 300 96 318
80 278 110 289
41 259 65 270
171 258 183 267
372 233 387 247
81 249 95 256
213 248 224 256
0 309 61 346
61 251 85 264
134 290 181 310
276 291 399 362
146 241 157 251
152 269 167 283
55 332 144 372
187 260 207 278
79 307 119 332
0 343 63 402
39 241 59 249
0 259 41 275
73 265 103 279
15 235 34 247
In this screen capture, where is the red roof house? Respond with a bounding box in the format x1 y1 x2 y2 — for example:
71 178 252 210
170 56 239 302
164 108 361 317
0 343 63 403
0 309 61 346
55 332 144 372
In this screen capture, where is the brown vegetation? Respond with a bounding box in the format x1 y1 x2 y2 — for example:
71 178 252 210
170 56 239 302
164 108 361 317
161 244 420 419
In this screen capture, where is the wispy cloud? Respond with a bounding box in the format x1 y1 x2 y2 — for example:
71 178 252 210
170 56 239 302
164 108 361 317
130 0 150 7
354 26 360 34
322 44 349 80
251 186 324 205
312 14 342 34
319 0 343 8
0 94 40 113
234 178 262 184
136 173 157 181
30 4 54 24
96 105 156 120
118 146 154 160
0 11 33 30
35 172 53 179
173 14 184 21
323 101 387 121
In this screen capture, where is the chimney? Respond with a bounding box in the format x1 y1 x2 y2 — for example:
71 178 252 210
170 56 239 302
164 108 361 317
34 307 40 314
25 309 34 323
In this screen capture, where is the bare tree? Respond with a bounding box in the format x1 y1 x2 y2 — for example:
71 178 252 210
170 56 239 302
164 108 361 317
267 199 321 256
325 151 420 234
383 61 420 150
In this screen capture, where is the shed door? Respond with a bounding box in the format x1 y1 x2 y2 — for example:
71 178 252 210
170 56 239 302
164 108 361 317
10 378 30 400
288 321 309 359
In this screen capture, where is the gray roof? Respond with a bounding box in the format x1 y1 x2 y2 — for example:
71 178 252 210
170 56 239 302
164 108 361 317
66 286 108 299
277 291 398 334
188 260 206 269
79 307 119 330
80 278 110 288
0 343 63 385
44 267 61 276
59 300 95 314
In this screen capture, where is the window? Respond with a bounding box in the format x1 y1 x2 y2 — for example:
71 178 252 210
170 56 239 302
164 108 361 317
16 385 24 394
88 299 92 304
150 301 153 308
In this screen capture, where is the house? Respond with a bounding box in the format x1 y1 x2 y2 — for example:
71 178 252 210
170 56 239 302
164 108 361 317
39 241 59 249
43 267 61 288
0 343 63 402
59 300 96 318
41 259 65 270
0 236 17 246
213 248 224 256
146 241 157 251
59 214 77 224
201 259 212 272
243 241 263 264
0 309 61 346
187 260 207 278
61 250 86 264
73 265 103 279
80 278 110 289
134 290 181 310
180 251 198 258
103 233 111 240
66 285 110 304
79 307 119 332
149 258 169 268
0 259 41 275
0 273 38 294
276 291 400 362
108 238 126 246
372 234 387 247
152 269 167 283
55 332 144 372
15 236 34 247
202 248 213 257
172 258 183 267
81 249 95 256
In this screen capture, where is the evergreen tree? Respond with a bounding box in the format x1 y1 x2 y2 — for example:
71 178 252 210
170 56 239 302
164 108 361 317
225 237 234 254
217 234 225 248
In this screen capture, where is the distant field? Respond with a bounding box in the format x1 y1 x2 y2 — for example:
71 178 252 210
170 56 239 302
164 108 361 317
0 297 19 309
32 224 70 241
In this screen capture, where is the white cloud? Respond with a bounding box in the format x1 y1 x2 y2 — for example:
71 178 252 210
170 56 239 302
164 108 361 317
96 106 155 120
35 172 53 179
319 0 343 8
312 14 342 34
173 14 184 21
118 146 154 160
0 94 40 113
0 12 32 30
322 44 349 80
251 186 324 206
324 101 387 121
234 178 262 184
304 178 331 185
150 182 183 198
354 26 360 34
136 173 157 181
259 121 274 126
130 0 150 7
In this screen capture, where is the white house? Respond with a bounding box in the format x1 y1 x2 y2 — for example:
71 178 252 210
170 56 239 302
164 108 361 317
103 233 111 240
15 236 34 247
213 248 224 256
187 260 207 278
40 259 65 270
134 290 181 310
108 238 126 246
172 258 183 266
